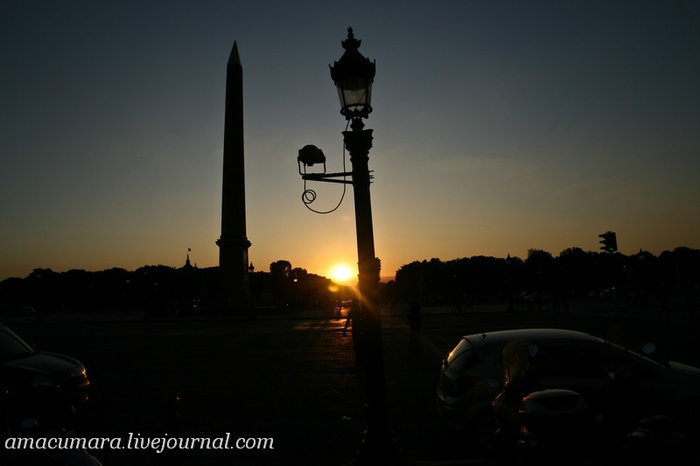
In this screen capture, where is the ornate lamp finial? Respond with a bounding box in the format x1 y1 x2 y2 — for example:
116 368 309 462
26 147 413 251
342 27 361 51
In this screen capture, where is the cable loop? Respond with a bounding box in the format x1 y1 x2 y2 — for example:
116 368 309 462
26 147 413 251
302 188 317 205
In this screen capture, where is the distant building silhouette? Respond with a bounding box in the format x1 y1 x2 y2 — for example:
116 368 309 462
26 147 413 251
183 249 194 270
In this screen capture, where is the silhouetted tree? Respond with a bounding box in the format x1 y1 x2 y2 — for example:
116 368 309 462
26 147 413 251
556 247 597 297
526 249 554 290
3 246 699 316
378 280 399 307
270 260 292 278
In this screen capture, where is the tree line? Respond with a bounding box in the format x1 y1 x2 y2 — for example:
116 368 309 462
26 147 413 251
0 260 341 316
1 247 698 315
392 247 700 312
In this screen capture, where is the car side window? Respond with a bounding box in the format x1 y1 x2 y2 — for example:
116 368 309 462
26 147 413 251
568 345 610 376
535 344 609 377
607 346 660 379
606 346 637 371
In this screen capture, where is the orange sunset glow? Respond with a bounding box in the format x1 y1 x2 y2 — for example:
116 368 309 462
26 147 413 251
329 263 355 284
1 2 699 282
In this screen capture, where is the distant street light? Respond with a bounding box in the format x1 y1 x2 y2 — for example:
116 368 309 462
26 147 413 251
296 27 409 465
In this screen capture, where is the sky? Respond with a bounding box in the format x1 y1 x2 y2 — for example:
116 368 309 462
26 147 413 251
2 0 700 282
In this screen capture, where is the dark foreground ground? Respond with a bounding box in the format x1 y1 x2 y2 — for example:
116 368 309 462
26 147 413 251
6 303 700 465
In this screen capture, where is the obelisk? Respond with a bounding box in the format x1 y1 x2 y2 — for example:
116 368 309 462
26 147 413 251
216 41 252 313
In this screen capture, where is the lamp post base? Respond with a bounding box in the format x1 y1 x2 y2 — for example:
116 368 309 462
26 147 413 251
345 428 414 466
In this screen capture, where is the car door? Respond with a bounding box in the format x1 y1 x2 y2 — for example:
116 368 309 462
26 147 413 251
532 342 612 409
606 345 675 415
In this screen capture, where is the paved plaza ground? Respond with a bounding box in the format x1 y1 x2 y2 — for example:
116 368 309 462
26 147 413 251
6 303 699 465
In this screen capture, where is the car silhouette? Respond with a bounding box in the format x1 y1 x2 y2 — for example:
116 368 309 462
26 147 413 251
437 328 700 447
0 323 90 426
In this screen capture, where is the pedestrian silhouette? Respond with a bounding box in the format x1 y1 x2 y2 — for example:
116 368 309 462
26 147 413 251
343 305 356 337
343 303 364 368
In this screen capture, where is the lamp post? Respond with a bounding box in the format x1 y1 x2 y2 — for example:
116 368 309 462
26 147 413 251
297 28 410 465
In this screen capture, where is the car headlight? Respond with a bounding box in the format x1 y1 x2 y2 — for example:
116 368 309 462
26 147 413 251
70 366 87 378
33 375 58 390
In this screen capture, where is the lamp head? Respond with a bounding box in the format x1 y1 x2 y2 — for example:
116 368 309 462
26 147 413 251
330 27 375 120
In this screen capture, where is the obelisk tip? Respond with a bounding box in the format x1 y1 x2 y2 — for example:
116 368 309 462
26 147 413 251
228 41 241 65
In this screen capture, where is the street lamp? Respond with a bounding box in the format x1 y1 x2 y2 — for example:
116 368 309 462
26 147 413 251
297 27 409 465
330 27 375 122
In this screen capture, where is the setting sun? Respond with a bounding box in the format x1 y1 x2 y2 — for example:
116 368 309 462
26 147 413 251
329 264 355 283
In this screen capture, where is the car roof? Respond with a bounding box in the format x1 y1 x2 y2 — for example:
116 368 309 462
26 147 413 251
463 328 604 348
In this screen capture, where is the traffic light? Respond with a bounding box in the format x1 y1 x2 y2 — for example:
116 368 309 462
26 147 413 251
599 231 617 253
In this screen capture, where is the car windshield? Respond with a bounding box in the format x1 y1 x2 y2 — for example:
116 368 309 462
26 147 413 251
0 326 35 360
606 340 666 368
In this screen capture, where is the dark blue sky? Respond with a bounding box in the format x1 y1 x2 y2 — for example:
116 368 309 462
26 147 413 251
2 0 699 280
